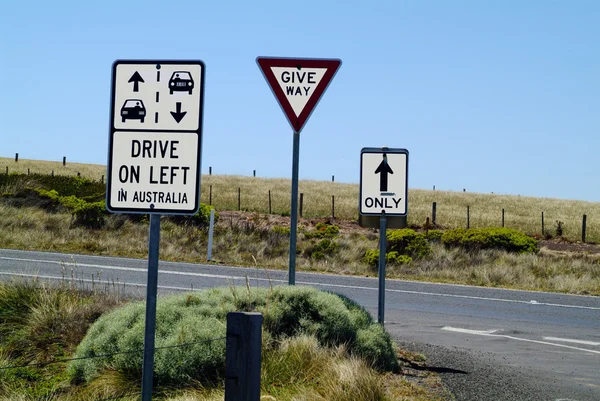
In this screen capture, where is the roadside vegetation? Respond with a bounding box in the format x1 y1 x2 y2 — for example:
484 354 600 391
0 279 449 400
0 158 599 296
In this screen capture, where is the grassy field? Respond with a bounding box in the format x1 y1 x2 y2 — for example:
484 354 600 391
1 157 600 296
3 156 598 243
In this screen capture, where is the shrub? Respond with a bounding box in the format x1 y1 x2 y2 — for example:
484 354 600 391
425 229 443 243
72 201 106 229
442 227 538 254
168 203 218 227
386 229 431 259
271 226 290 235
304 223 340 239
363 250 412 267
69 287 397 385
385 252 412 265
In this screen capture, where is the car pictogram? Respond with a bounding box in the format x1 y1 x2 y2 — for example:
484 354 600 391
121 99 146 123
169 71 194 95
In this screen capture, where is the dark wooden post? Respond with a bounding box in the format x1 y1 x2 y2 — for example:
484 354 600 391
299 193 304 218
209 166 212 175
502 208 505 227
433 185 435 190
51 170 54 177
467 206 470 229
253 170 256 177
432 202 437 225
238 188 241 211
27 168 30 175
63 157 66 166
331 195 335 219
268 190 272 214
15 153 18 162
225 312 263 401
101 175 104 184
541 211 545 235
332 175 334 182
582 215 587 243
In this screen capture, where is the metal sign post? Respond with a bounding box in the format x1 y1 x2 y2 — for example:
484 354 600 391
256 57 342 285
141 214 160 401
377 213 387 325
359 147 409 326
106 60 205 401
288 131 301 284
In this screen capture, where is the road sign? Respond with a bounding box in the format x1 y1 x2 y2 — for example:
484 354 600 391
359 147 409 216
107 60 205 215
256 57 341 133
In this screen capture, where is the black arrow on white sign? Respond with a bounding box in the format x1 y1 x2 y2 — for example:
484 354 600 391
170 102 187 123
128 71 145 92
374 154 394 192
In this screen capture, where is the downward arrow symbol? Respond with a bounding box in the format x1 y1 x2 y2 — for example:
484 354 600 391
170 102 187 123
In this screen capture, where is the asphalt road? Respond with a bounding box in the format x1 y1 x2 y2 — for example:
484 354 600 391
1 248 599 401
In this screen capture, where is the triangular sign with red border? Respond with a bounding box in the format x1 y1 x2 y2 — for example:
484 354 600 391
257 57 342 133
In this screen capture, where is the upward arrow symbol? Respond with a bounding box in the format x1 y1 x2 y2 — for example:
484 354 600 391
374 154 394 192
128 71 145 92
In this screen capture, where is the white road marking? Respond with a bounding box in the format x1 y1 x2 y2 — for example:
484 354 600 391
2 256 600 311
442 326 600 355
543 337 600 346
440 327 499 335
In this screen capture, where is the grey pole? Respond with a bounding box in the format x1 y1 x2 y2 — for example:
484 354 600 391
288 131 300 285
141 214 161 401
378 213 387 325
207 209 215 261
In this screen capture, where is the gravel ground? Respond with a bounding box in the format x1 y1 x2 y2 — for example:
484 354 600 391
397 341 593 401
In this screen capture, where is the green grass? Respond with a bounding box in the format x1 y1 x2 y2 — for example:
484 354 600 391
0 280 450 401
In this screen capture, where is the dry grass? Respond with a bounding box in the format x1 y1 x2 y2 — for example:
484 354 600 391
3 156 599 242
0 157 105 182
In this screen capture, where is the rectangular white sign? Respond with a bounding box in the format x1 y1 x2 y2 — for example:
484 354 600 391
107 60 205 215
110 132 198 211
360 148 408 216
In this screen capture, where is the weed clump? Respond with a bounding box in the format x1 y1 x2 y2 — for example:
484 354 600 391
442 227 538 254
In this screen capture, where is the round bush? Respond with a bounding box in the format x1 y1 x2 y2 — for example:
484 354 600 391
442 227 538 254
386 229 431 259
69 287 398 385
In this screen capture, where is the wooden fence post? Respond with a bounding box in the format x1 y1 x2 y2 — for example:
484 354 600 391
332 175 334 182
15 153 18 162
582 215 587 243
432 202 437 225
467 206 470 229
299 193 304 218
51 170 54 177
541 211 545 235
101 175 104 184
225 312 263 401
331 195 335 219
502 208 505 227
63 157 66 166
268 190 272 214
253 170 256 177
27 168 30 176
209 166 212 175
238 188 241 211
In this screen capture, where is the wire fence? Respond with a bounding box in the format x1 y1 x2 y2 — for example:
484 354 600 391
0 336 227 401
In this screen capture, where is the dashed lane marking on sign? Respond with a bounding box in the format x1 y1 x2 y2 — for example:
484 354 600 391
442 326 600 355
2 256 600 311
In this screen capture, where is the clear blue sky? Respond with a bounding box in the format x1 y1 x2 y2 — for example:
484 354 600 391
1 1 598 201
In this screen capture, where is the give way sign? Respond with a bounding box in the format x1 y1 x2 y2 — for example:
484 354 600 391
256 57 341 133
